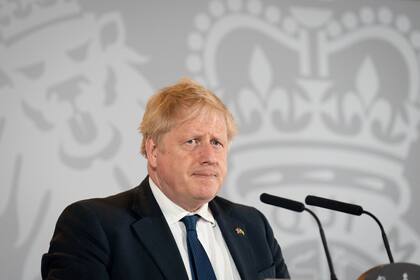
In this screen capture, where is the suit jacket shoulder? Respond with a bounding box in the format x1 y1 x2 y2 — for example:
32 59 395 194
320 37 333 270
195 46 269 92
210 196 290 279
42 178 289 280
42 177 188 280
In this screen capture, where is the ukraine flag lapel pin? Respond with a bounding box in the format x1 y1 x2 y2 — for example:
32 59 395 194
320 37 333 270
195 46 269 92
235 227 245 236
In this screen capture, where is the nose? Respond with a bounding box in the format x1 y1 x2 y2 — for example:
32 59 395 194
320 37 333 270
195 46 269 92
198 142 217 165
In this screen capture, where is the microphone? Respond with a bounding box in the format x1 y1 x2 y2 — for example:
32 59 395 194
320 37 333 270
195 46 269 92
260 193 338 280
305 195 394 263
260 193 305 212
305 195 363 215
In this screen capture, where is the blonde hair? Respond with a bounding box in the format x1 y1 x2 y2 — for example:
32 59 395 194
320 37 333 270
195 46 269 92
139 78 237 156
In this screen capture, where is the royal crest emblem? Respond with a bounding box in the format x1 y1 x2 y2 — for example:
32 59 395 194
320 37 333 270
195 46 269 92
186 0 420 278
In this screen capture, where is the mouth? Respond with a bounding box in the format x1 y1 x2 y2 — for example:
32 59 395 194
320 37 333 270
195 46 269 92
192 171 218 178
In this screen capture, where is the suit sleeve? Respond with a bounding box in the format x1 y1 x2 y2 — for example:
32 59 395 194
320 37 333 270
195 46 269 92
258 210 290 279
41 202 111 280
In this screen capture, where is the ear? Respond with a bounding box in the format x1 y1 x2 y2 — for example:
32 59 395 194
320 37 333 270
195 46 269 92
145 137 158 168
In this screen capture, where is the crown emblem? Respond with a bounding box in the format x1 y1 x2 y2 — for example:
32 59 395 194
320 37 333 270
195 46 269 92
0 0 81 41
186 0 420 214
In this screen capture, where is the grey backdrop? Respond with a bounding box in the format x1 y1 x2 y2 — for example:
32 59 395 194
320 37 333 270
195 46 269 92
1 0 420 279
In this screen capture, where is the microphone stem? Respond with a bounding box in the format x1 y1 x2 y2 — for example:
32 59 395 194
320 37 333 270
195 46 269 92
305 208 338 280
363 210 394 263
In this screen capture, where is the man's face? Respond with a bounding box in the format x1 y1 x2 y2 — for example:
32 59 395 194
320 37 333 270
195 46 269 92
147 109 228 211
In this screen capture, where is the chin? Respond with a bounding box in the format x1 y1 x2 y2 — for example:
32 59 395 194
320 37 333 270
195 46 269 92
202 188 220 200
193 175 220 184
192 186 218 199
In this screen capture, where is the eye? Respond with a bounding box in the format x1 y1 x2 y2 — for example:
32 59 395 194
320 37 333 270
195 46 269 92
67 41 90 61
185 139 199 145
211 138 224 148
18 61 45 79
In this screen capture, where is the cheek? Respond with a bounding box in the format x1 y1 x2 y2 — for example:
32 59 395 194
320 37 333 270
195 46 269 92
219 154 228 175
168 154 192 175
156 154 176 176
220 151 228 164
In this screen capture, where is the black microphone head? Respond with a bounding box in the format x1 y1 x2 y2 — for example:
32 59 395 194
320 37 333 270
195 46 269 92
305 195 363 216
260 193 305 212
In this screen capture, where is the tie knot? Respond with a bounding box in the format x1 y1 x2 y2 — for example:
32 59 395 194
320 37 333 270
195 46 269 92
181 214 199 231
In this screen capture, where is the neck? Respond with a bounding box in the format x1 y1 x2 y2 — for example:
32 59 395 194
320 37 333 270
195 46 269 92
147 171 206 212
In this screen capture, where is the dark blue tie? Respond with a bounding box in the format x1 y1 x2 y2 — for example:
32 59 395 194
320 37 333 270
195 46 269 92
181 215 217 280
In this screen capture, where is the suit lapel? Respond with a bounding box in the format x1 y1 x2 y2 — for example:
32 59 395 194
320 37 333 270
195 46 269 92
130 178 189 280
210 199 258 280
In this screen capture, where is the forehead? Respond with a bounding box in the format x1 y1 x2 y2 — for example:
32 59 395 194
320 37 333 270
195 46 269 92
173 108 227 136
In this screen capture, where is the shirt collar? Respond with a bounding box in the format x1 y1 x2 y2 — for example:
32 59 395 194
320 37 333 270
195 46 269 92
148 177 216 226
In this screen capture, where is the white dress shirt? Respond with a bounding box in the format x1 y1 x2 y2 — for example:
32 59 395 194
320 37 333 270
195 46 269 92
149 178 241 280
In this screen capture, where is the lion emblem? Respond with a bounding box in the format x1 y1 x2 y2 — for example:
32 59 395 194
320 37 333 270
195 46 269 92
0 9 153 279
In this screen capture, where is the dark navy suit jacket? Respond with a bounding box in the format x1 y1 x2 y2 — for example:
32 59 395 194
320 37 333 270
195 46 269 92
41 177 289 279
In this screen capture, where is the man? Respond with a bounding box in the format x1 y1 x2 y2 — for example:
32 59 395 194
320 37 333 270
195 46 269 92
41 78 290 279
